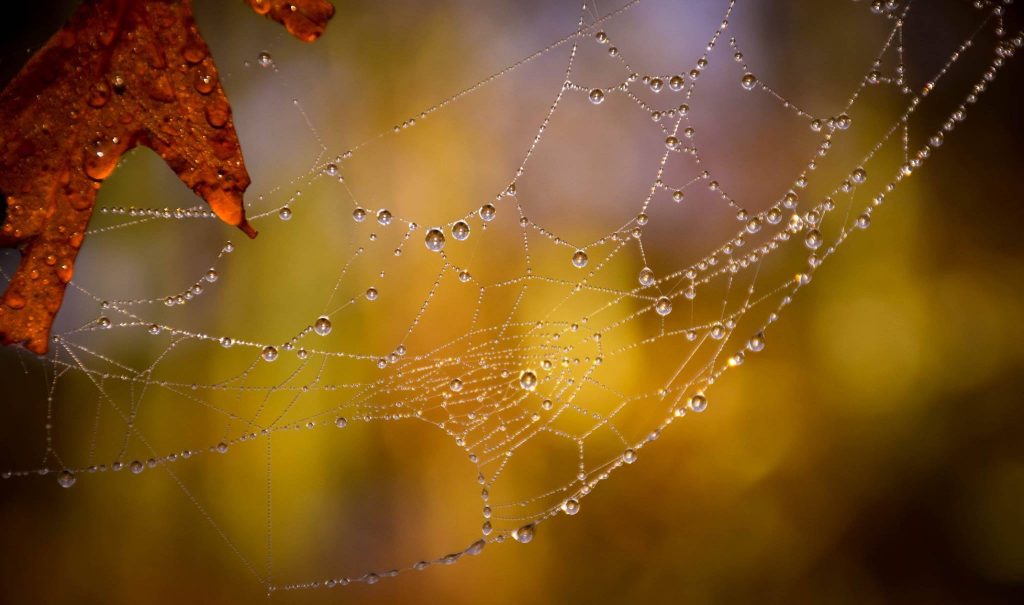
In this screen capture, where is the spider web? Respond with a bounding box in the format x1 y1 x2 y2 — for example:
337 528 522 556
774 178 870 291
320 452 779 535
1 0 1020 596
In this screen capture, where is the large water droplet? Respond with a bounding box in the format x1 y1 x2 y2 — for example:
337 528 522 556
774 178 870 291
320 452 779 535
193 72 215 95
424 228 446 252
57 470 76 488
314 316 332 336
804 229 823 250
451 221 470 241
654 296 672 316
513 524 535 544
519 370 538 391
571 250 588 268
83 139 120 181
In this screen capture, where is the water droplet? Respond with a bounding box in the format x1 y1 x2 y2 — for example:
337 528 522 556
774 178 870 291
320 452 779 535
424 228 446 252
465 539 486 556
261 346 278 362
654 296 672 316
449 378 463 392
451 221 470 241
589 88 605 104
804 229 823 250
571 250 588 268
638 267 655 286
665 136 680 150
561 498 580 515
335 417 348 429
129 460 144 474
376 209 392 225
835 113 852 130
57 470 76 488
83 139 120 181
278 206 292 221
193 72 215 95
851 167 867 184
183 42 208 64
314 316 332 336
205 101 229 128
87 82 110 108
352 208 366 222
741 73 758 90
690 393 707 412
513 524 535 544
748 332 766 352
519 370 538 391
479 204 496 222
622 449 637 464
216 442 228 454
365 287 378 301
257 51 273 68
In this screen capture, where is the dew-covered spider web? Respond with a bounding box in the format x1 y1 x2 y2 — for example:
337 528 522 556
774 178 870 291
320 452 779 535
1 0 1021 596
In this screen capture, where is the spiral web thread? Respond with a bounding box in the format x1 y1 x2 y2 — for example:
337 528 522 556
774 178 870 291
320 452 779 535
1 0 1021 594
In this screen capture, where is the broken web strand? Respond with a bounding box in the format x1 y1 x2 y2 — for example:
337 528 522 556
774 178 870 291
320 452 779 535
0 0 1020 596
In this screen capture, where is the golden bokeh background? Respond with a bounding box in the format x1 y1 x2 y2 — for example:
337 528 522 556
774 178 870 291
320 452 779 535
2 1 1024 603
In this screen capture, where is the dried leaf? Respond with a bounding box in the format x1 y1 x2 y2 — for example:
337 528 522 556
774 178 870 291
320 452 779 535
0 0 334 354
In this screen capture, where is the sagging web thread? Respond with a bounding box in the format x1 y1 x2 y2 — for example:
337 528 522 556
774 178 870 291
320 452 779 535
1 0 1020 594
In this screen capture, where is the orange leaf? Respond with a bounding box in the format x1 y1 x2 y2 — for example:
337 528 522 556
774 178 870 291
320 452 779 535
0 0 334 354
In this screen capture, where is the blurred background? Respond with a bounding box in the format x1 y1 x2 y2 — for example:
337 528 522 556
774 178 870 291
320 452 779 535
2 1 1024 603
